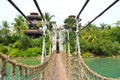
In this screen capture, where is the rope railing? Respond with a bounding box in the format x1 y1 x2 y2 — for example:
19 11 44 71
58 52 120 80
72 55 82 80
0 53 48 80
77 54 120 80
1 52 120 80
42 53 57 80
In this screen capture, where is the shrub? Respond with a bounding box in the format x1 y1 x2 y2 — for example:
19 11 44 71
23 47 41 57
82 52 94 57
8 48 20 57
0 45 9 54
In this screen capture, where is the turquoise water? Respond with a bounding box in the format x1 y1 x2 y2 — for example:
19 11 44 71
84 58 120 78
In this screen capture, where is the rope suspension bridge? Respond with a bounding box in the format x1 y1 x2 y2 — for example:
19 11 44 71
0 0 120 80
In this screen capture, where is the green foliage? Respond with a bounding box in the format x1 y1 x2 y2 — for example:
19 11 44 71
44 12 55 30
13 15 28 37
80 23 120 57
0 15 120 57
8 48 20 57
11 33 20 43
82 52 94 57
12 36 33 50
12 41 21 49
0 21 12 45
0 15 51 57
23 47 41 57
0 45 9 54
64 16 76 31
20 36 33 50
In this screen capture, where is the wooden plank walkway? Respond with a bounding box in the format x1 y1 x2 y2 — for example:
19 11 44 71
56 53 67 80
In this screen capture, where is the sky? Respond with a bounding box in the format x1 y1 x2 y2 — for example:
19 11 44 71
0 0 120 26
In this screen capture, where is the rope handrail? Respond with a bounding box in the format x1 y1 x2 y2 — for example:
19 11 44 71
58 52 120 80
77 54 120 80
42 53 58 80
0 53 48 69
1 52 120 80
0 53 49 80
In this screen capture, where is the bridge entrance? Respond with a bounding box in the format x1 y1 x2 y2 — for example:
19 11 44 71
56 41 59 53
51 24 65 53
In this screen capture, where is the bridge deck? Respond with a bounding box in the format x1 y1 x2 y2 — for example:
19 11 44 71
56 53 67 80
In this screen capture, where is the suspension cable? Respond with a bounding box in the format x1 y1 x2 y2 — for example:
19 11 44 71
8 0 35 27
76 0 90 19
80 0 120 31
33 0 45 22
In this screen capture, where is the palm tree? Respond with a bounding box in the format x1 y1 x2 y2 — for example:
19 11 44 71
64 15 77 54
1 21 10 37
113 20 120 27
44 12 54 22
99 23 108 30
0 21 11 45
13 15 28 38
41 12 55 62
64 16 76 31
44 12 55 31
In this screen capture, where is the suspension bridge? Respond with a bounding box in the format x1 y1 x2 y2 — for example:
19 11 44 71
1 51 120 80
1 25 120 80
0 0 120 80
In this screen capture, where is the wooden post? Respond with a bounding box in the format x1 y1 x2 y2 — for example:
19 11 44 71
1 59 7 80
24 67 27 77
18 66 22 80
11 64 16 80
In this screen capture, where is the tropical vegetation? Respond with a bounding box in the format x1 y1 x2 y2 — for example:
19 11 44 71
0 14 120 57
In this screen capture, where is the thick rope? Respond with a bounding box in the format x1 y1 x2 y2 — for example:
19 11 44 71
77 54 120 80
0 54 48 80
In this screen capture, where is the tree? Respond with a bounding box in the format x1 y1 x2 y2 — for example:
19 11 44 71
0 21 11 45
81 24 98 43
64 15 78 54
110 27 120 43
43 12 55 55
64 16 76 31
44 12 55 31
13 15 28 38
114 20 120 27
1 21 10 38
99 23 108 30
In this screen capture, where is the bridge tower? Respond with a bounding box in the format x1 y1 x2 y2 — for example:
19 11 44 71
51 24 57 53
58 25 66 52
51 24 65 53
